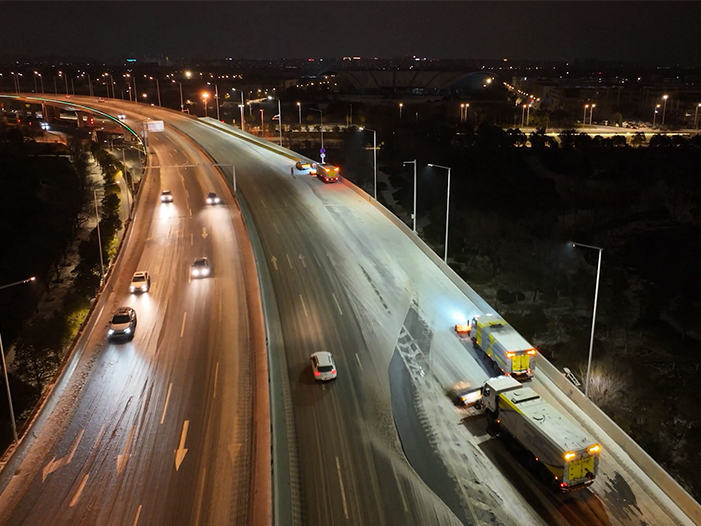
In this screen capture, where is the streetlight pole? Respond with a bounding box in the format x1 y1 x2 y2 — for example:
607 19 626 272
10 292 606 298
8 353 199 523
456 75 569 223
33 73 38 94
155 78 162 107
428 164 452 263
268 96 282 146
297 102 301 126
360 128 377 200
662 94 669 127
694 103 701 132
403 160 417 232
399 102 403 119
240 91 246 131
214 84 220 120
590 104 596 126
173 80 184 112
583 104 589 126
310 108 324 157
653 104 660 128
38 73 44 94
0 276 36 444
94 190 105 285
202 93 209 118
572 242 603 399
86 73 92 97
62 71 69 95
260 108 264 136
521 104 527 128
526 103 532 127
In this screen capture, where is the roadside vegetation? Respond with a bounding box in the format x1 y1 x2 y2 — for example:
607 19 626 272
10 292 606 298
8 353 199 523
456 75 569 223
0 120 128 451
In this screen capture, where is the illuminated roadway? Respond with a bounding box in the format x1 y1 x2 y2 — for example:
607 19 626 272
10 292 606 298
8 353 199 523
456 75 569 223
0 95 696 526
0 104 268 525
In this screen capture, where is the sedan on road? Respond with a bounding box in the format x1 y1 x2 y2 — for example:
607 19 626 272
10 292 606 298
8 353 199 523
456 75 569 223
129 271 151 293
191 257 211 278
108 307 137 341
295 160 311 171
160 190 174 203
206 192 221 205
310 351 337 381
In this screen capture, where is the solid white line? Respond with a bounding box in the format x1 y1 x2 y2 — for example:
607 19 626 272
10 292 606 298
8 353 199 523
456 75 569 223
332 293 343 316
261 199 266 208
286 253 293 269
69 474 89 507
355 353 363 370
132 504 142 526
335 456 349 519
213 362 219 399
190 233 193 246
300 295 308 318
391 464 409 512
185 189 189 198
273 222 280 235
180 312 187 338
161 383 173 424
313 253 321 267
188 208 192 217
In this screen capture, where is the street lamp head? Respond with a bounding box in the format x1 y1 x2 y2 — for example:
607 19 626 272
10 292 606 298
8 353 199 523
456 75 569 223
358 126 364 131
268 95 273 100
29 276 36 281
428 163 435 168
663 94 668 100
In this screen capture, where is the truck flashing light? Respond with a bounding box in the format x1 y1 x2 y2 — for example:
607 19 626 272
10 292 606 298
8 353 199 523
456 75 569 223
564 452 576 460
588 444 601 454
455 323 470 334
527 349 537 355
506 351 515 358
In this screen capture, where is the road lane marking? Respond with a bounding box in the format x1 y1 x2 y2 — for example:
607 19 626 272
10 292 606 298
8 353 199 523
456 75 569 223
355 353 363 370
299 254 306 268
201 227 208 239
174 420 190 470
69 474 89 507
286 253 293 269
193 468 207 526
190 233 193 246
117 425 136 475
161 383 173 424
313 253 321 267
185 189 189 198
300 295 308 318
218 296 222 322
332 293 343 316
42 428 85 482
132 504 142 526
271 256 278 271
391 464 409 513
213 362 219 399
180 312 187 338
188 208 192 217
273 222 280 235
335 457 349 519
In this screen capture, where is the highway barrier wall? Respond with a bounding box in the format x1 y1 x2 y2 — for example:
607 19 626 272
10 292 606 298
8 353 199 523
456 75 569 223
339 176 701 526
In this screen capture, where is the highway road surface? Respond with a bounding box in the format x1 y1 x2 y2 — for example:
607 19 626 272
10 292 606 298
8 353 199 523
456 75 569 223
0 95 697 526
0 104 268 526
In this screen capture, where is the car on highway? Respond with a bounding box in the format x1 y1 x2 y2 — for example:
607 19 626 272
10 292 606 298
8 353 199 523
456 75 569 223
295 160 311 171
160 190 174 203
206 192 221 205
97 97 105 102
191 257 211 278
117 114 127 121
309 163 318 176
310 351 337 381
108 307 137 340
129 271 151 293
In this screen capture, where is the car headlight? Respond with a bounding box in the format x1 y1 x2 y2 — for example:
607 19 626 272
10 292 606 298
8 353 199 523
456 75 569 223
192 269 200 276
124 327 131 334
207 198 212 204
130 286 135 292
202 268 210 275
108 329 114 335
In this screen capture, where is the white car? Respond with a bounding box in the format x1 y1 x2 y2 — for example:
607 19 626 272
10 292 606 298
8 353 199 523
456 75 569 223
160 190 173 203
108 307 137 341
117 114 127 121
129 271 151 293
206 192 221 205
310 351 337 381
191 257 211 278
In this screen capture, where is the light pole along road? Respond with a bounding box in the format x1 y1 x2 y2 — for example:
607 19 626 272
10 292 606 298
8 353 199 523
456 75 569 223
0 101 268 526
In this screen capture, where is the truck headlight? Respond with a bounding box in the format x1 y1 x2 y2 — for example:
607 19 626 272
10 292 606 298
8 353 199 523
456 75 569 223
108 329 114 335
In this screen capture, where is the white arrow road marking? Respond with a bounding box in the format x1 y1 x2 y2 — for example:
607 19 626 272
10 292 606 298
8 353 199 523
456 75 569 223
174 420 189 470
201 227 208 239
132 504 142 526
286 254 293 269
300 295 309 318
332 293 343 316
180 312 187 338
42 428 85 482
161 383 173 424
117 425 136 475
335 457 349 519
69 474 89 507
299 254 306 268
271 256 278 271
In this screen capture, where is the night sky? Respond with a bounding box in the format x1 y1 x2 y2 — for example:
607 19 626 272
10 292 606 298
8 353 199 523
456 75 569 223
3 1 701 64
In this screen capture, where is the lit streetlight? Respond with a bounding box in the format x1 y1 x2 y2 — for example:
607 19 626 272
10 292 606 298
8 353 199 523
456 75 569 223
583 104 589 126
214 84 220 120
694 103 701 132
662 94 669 127
149 77 161 106
653 104 661 128
403 159 417 232
521 104 527 128
172 80 184 112
0 276 35 443
427 164 452 263
590 103 596 126
34 71 44 94
399 102 403 119
268 96 283 146
202 92 210 117
309 108 324 158
571 242 603 399
297 101 302 125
